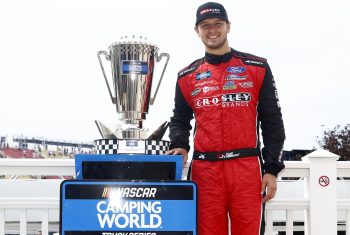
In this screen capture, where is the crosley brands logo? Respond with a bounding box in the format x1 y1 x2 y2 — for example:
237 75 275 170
200 8 220 15
195 96 220 108
195 93 251 108
196 71 211 80
222 93 251 107
226 66 246 74
222 93 251 102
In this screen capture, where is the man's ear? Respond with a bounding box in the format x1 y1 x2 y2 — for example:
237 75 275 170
194 26 200 36
227 21 231 33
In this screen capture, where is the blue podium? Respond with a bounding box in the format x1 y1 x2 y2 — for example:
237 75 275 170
60 154 197 235
74 154 183 180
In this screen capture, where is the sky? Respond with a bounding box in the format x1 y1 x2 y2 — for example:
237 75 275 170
0 0 349 151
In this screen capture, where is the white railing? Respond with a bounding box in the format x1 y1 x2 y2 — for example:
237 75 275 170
0 149 349 235
0 159 71 235
266 149 350 235
0 197 58 235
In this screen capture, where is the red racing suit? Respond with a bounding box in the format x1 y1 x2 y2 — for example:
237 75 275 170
169 49 285 235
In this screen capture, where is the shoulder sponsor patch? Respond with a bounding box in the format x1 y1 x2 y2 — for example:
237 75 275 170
243 59 265 67
179 65 197 78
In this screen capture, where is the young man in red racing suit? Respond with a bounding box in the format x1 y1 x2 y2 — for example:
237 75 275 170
167 2 286 235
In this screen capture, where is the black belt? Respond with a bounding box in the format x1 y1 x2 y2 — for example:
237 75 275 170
193 147 261 161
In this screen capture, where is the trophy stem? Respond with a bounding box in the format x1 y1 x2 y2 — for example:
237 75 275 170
118 112 146 121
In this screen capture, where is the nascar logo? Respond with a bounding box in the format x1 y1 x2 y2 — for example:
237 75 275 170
196 71 211 80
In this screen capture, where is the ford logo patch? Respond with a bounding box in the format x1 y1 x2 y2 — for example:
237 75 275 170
226 66 246 74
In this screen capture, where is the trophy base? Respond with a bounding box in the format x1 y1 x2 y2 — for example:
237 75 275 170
95 120 149 139
94 139 170 155
114 129 148 139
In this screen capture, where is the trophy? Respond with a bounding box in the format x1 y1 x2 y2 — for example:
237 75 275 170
95 36 170 155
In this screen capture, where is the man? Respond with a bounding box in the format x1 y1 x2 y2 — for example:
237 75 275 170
167 2 285 235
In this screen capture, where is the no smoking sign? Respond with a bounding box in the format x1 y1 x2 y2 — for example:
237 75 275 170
319 176 330 187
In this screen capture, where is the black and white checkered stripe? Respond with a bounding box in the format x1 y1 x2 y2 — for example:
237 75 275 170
145 140 170 155
94 139 118 154
94 139 170 155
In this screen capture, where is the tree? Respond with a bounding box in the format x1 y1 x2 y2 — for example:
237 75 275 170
317 124 350 160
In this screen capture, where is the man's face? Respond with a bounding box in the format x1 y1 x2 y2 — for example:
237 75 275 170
195 18 230 51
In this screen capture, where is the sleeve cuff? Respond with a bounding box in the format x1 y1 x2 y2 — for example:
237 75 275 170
169 142 190 152
264 161 285 177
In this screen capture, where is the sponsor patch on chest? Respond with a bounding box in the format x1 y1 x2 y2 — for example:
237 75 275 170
195 71 211 80
194 93 252 108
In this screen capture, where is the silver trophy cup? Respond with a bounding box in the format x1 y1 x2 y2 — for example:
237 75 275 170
97 37 170 140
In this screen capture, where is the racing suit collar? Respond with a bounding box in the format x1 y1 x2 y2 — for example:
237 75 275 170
205 48 233 64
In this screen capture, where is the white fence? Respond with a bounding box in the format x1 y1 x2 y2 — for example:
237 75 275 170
0 149 349 235
0 159 71 235
266 149 350 235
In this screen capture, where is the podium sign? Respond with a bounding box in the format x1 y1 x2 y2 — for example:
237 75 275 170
74 154 183 180
60 181 197 235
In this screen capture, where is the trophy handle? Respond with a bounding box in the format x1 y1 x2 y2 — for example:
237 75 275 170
97 50 116 104
150 52 170 105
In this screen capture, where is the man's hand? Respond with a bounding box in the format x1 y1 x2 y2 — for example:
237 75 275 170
261 173 277 203
166 148 188 166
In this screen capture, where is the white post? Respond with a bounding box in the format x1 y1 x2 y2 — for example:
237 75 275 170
0 209 4 235
42 209 49 235
347 209 350 235
302 149 339 235
265 209 273 235
20 209 27 235
286 209 293 235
